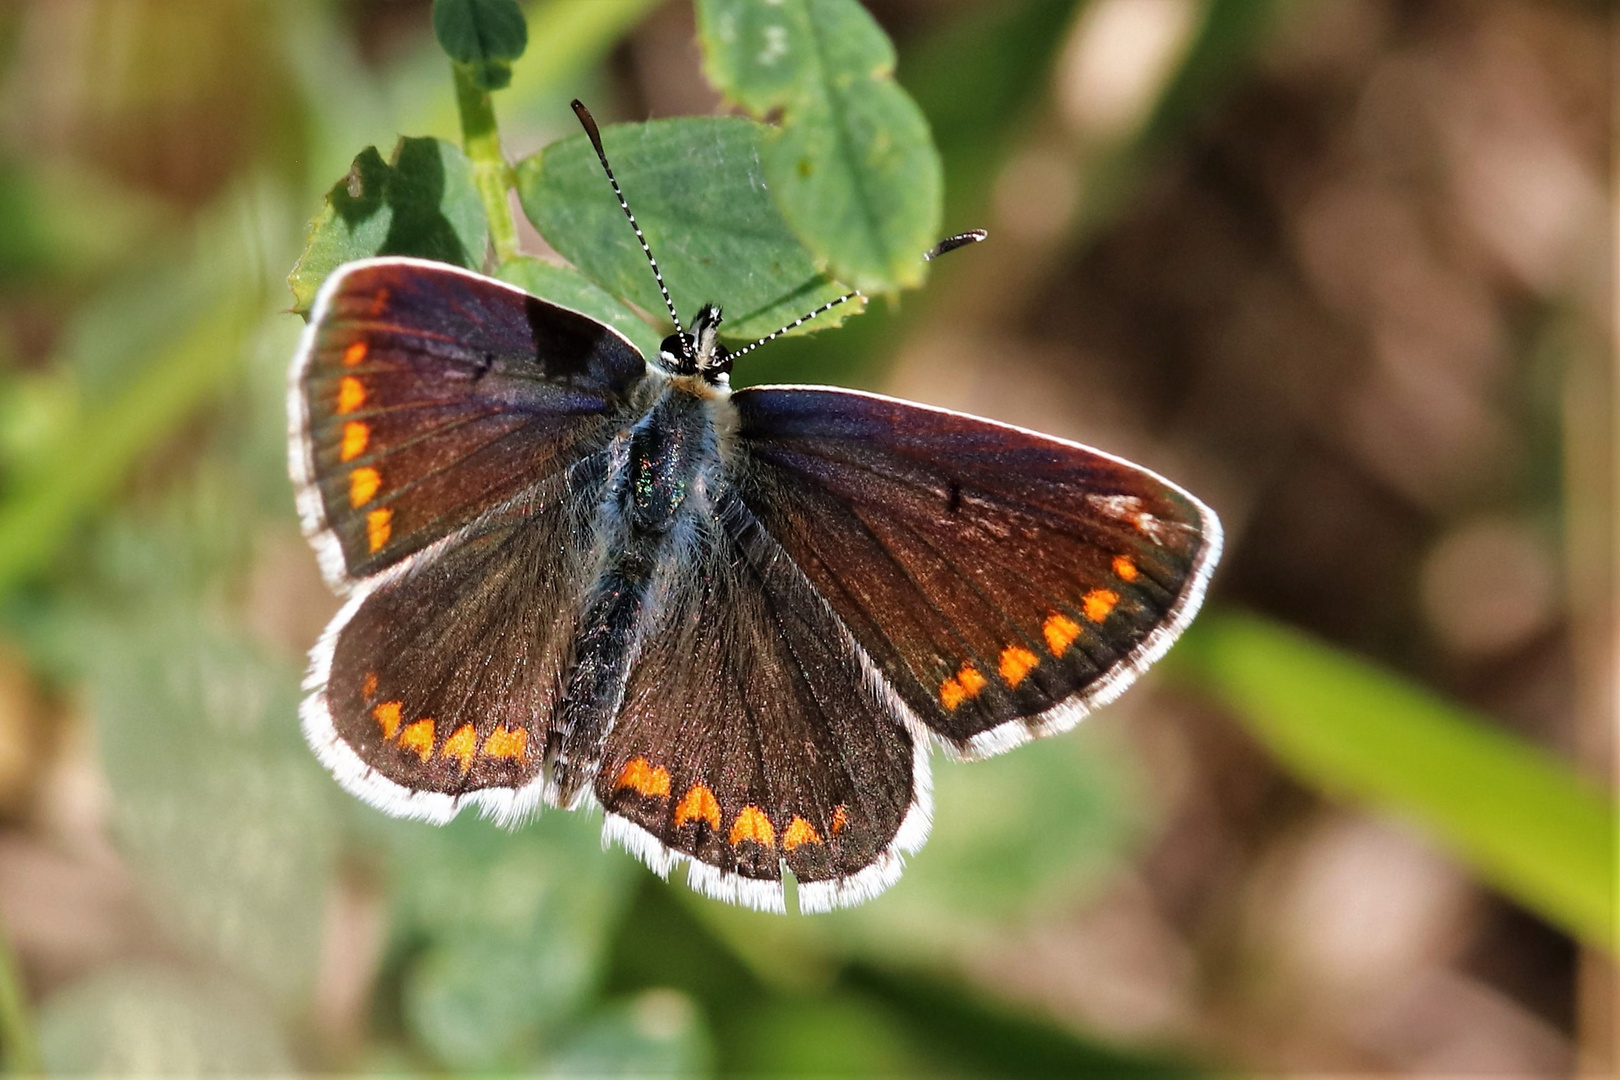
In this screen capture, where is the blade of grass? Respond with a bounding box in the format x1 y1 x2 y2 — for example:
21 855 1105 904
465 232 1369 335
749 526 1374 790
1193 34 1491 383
1179 610 1616 952
0 299 255 595
0 916 40 1077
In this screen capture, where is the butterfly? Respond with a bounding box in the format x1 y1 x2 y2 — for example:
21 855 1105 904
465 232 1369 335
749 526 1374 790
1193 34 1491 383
289 102 1222 913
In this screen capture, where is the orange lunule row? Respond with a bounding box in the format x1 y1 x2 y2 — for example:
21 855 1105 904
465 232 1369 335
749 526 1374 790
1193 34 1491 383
615 756 844 852
365 684 529 770
332 340 393 553
938 557 1136 711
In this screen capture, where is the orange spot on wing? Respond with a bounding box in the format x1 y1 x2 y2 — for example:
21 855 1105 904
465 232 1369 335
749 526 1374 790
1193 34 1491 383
397 718 434 760
1112 555 1139 582
1044 613 1081 655
941 663 988 710
361 671 378 700
366 508 392 552
728 805 775 848
349 466 381 507
441 723 476 772
483 725 527 759
1083 588 1120 623
342 341 368 366
337 376 365 414
368 288 390 316
999 645 1039 687
831 804 848 835
615 756 672 798
340 421 370 462
674 784 721 830
372 700 402 740
782 815 823 851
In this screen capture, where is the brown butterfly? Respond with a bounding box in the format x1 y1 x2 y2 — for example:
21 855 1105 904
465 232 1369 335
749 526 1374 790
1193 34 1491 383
289 104 1221 913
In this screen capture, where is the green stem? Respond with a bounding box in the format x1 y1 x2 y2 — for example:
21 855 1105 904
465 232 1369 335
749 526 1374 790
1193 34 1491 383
452 62 519 266
0 917 40 1077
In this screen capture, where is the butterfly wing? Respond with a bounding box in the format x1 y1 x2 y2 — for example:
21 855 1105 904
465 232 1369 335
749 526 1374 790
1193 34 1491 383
304 465 609 824
293 258 648 823
289 257 646 589
592 493 927 914
730 386 1222 759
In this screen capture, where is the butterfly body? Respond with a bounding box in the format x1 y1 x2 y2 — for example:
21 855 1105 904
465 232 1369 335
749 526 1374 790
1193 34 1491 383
291 257 1220 913
551 372 731 808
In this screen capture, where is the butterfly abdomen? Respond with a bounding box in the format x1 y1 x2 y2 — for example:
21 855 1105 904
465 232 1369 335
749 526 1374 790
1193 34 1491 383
550 388 722 806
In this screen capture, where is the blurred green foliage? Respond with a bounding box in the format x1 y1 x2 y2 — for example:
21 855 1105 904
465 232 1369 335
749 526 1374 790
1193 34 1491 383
1179 611 1616 952
0 0 1610 1074
37 966 294 1074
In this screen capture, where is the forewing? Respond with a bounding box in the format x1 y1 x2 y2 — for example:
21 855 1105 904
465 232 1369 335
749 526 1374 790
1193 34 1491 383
303 459 610 825
593 494 927 914
732 387 1222 758
290 257 647 588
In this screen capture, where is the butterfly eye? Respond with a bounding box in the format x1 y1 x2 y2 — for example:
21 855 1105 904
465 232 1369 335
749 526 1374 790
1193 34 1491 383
659 331 696 372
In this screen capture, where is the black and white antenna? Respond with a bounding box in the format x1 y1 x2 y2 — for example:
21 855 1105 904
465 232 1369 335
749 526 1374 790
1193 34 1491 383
571 100 684 336
571 98 987 367
925 229 988 261
727 290 863 361
728 229 988 360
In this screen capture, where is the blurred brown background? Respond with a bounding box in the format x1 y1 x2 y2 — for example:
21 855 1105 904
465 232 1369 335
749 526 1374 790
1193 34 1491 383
0 0 1612 1075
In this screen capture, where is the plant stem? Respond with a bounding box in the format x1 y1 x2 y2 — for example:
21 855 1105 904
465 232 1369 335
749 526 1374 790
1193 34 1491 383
0 917 40 1076
452 63 519 266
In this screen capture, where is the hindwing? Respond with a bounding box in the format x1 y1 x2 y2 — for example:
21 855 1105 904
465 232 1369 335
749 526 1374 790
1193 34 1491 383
593 493 928 914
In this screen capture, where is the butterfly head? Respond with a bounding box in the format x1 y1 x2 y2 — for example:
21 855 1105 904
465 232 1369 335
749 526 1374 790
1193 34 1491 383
659 303 732 384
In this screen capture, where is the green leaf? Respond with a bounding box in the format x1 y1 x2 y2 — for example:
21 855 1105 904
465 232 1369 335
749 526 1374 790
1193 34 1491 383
607 885 1205 1080
857 730 1139 926
387 812 634 1069
496 255 663 360
432 0 528 90
1180 610 1617 952
288 137 488 315
516 116 860 342
417 0 665 152
696 0 943 293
